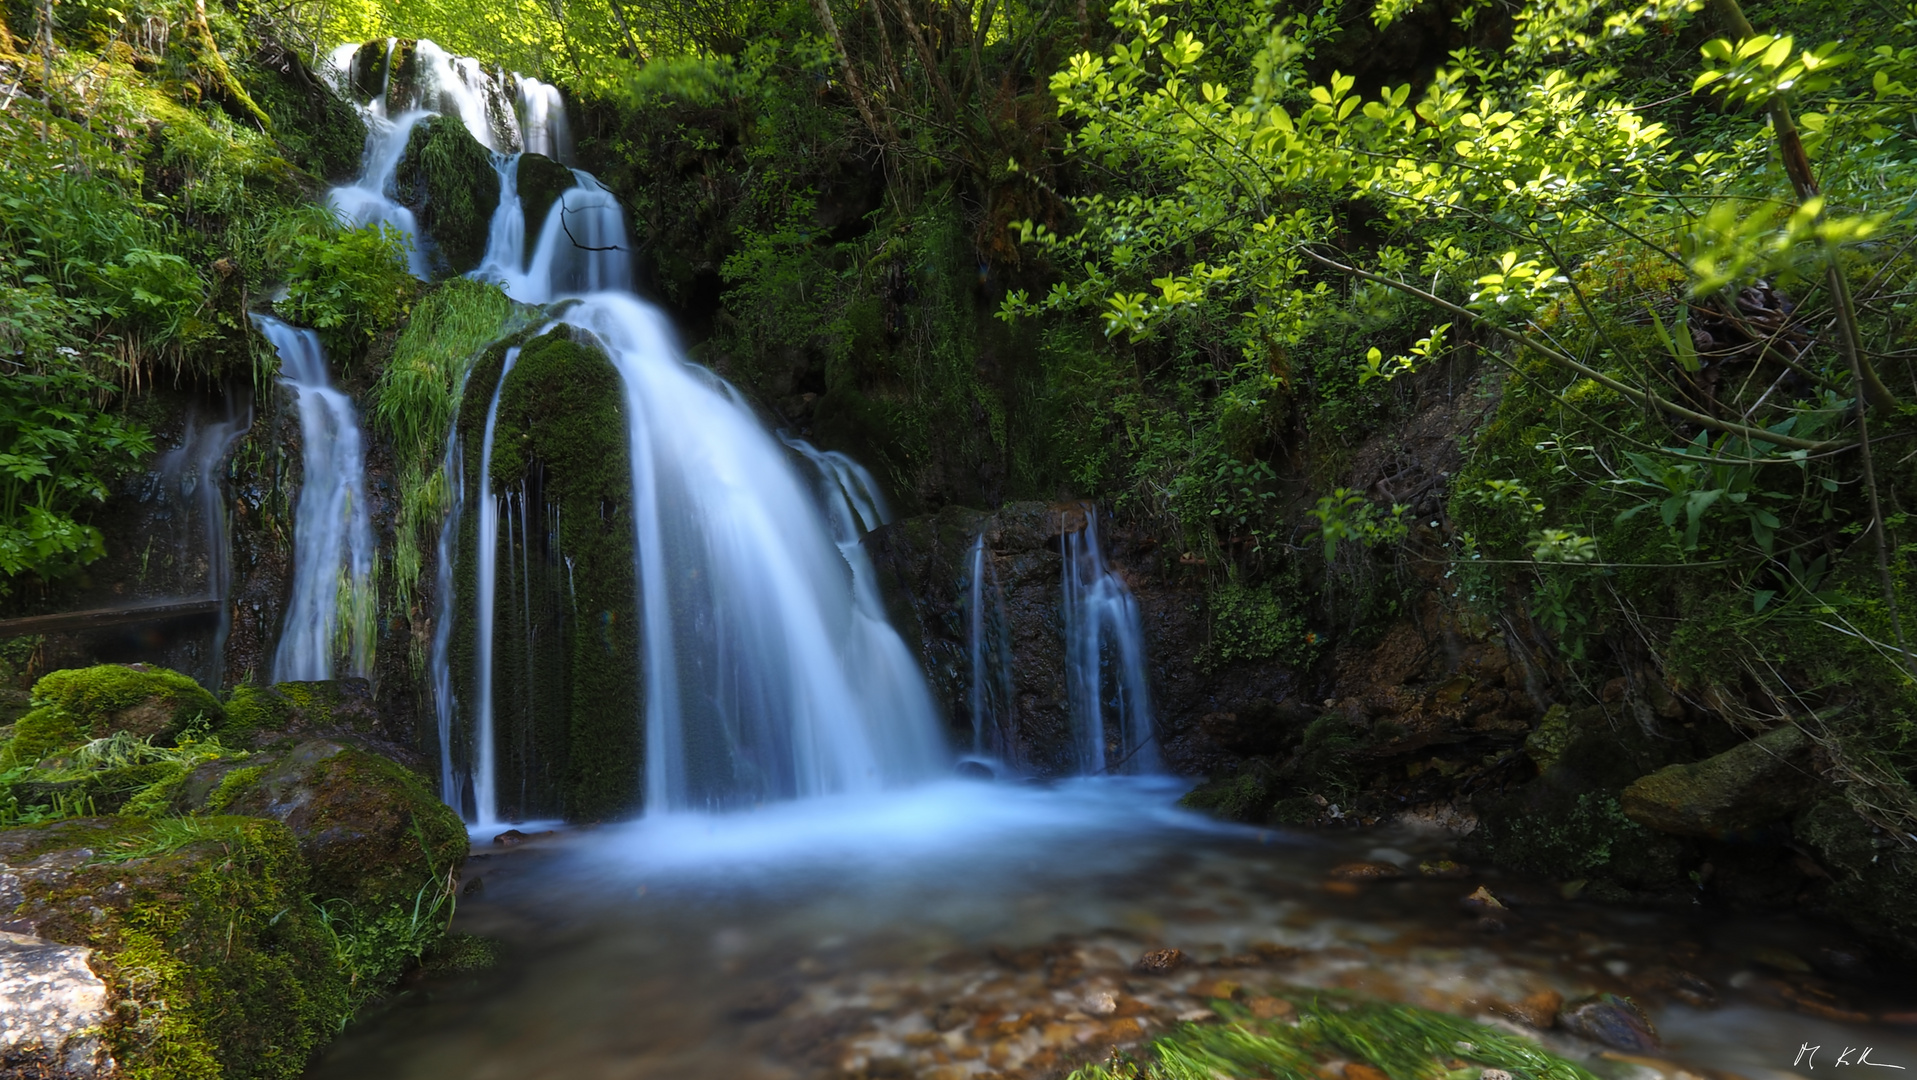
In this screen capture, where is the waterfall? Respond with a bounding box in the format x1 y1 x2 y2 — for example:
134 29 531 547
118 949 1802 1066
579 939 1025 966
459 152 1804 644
148 401 251 686
478 170 633 304
964 533 1016 766
557 297 945 811
333 39 945 817
470 346 522 826
327 105 433 278
513 75 572 163
255 315 376 684
1061 509 1159 774
431 421 467 812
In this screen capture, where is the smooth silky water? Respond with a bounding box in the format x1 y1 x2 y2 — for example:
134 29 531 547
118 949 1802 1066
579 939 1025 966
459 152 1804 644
305 779 1916 1080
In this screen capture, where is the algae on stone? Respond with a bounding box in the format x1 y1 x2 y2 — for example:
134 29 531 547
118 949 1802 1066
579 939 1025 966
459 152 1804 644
395 115 501 275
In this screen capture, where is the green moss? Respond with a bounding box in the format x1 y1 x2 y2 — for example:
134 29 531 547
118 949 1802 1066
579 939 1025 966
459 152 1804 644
241 47 367 182
16 816 347 1080
1179 765 1278 823
218 683 292 746
218 743 467 910
206 764 267 812
460 329 643 821
0 705 88 768
31 664 223 743
395 115 500 275
1793 797 1917 952
420 932 499 976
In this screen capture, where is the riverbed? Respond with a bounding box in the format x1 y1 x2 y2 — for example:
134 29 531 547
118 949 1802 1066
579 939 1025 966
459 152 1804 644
305 778 1917 1080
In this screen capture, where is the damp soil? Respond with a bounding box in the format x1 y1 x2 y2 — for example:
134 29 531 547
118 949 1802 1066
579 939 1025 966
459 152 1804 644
303 779 1917 1080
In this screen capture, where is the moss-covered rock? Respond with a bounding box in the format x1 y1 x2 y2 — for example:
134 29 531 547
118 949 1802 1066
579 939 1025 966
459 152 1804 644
1621 724 1821 838
448 330 643 821
1793 796 1917 957
0 665 222 768
1 816 347 1079
208 739 467 910
243 41 368 182
516 151 576 258
395 114 500 275
218 679 415 762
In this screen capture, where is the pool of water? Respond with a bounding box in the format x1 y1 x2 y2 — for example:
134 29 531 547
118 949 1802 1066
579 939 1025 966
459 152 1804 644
306 778 1917 1080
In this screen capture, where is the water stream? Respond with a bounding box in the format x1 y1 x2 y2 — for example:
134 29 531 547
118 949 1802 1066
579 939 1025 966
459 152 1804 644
1061 509 1159 775
255 314 375 683
146 400 251 686
965 533 1017 767
306 781 1917 1080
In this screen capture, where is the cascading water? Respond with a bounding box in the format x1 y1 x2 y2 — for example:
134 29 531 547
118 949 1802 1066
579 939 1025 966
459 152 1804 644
1061 508 1160 774
146 401 251 686
255 314 376 683
469 346 521 825
561 298 945 810
965 532 1017 765
335 40 945 818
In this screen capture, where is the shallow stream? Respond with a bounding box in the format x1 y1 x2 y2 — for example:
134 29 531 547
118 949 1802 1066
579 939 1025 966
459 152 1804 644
306 779 1917 1080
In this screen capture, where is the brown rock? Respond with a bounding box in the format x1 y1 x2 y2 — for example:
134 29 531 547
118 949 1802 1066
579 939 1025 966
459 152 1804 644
1461 885 1505 912
1248 996 1295 1020
1344 1063 1390 1080
1134 947 1186 974
1490 989 1562 1029
1330 861 1405 882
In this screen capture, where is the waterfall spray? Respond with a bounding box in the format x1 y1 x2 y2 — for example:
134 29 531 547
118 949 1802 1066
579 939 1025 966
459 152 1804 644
1061 508 1159 774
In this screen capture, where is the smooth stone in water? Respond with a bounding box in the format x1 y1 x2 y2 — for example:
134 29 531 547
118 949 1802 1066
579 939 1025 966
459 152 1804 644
1558 993 1659 1052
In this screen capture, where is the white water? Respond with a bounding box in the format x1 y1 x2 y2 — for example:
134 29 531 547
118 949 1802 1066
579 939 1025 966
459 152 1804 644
558 297 945 811
965 532 1016 765
470 346 522 826
255 314 375 684
333 39 946 816
1062 509 1159 774
431 421 467 811
148 402 251 686
476 169 633 303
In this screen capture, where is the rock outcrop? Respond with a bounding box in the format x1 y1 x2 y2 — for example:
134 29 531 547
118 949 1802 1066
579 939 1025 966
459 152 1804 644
1620 724 1820 837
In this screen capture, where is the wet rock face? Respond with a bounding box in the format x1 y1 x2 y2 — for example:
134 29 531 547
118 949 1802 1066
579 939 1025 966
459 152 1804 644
1792 797 1917 956
0 930 112 1077
396 115 501 275
517 152 576 256
1620 725 1821 837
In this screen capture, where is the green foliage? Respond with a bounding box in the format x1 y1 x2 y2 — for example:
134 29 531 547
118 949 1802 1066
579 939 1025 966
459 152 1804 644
1202 579 1318 670
273 213 419 358
374 279 526 618
1066 995 1599 1080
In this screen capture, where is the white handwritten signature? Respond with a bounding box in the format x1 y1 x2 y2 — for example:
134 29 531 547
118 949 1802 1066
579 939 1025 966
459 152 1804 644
1796 1044 1907 1070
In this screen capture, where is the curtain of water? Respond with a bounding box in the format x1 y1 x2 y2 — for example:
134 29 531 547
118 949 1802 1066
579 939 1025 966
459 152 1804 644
254 314 375 683
1061 509 1159 774
963 534 1017 766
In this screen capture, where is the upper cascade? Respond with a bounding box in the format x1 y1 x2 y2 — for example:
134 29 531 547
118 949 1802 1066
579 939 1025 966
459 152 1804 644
319 39 951 817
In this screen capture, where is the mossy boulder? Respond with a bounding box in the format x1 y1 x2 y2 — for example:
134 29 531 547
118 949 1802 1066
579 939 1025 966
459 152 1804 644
0 665 222 768
218 679 416 764
1620 724 1820 838
395 114 500 275
207 740 467 910
1793 796 1917 957
516 151 576 256
449 331 641 821
0 816 347 1079
244 41 368 182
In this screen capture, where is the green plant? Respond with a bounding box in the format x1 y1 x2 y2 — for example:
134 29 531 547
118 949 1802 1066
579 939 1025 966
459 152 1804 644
272 213 417 358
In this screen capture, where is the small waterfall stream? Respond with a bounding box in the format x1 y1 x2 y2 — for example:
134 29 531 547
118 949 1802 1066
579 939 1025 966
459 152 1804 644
255 314 376 683
146 402 251 686
470 346 522 825
1062 508 1159 774
964 532 1016 765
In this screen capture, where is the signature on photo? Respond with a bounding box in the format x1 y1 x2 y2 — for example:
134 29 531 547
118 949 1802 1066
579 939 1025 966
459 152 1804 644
1796 1044 1908 1070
